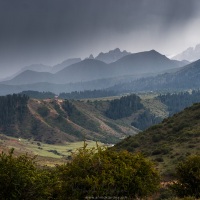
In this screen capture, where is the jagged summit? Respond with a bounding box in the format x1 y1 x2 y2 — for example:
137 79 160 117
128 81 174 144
173 44 200 62
89 54 94 59
95 48 131 63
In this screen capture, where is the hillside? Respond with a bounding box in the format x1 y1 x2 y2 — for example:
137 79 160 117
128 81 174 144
2 70 54 85
0 94 138 144
1 64 52 81
54 59 111 83
114 102 200 177
110 59 200 93
0 74 150 96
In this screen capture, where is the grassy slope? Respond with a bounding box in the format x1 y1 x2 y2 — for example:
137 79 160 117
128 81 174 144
114 103 200 178
73 100 138 138
140 93 169 119
1 98 138 144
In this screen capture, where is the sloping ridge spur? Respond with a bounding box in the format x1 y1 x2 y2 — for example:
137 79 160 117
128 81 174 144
27 99 76 143
114 102 200 177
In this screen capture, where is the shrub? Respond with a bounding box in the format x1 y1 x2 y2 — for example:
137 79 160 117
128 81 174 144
171 155 200 198
155 157 164 162
37 106 49 117
57 143 160 199
0 149 59 200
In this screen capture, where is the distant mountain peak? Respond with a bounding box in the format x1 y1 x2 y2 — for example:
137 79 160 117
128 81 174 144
95 48 131 63
172 44 200 62
149 49 158 53
143 49 164 56
89 54 94 59
109 48 120 52
129 49 165 59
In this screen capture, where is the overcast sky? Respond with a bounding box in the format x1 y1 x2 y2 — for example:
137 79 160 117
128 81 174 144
0 0 200 78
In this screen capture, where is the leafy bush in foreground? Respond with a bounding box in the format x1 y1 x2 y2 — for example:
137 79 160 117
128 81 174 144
0 149 59 200
0 146 160 199
57 143 160 199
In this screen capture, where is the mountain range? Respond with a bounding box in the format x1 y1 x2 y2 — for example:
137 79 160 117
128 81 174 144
1 50 185 86
172 44 200 62
2 48 130 82
0 58 82 82
1 47 200 95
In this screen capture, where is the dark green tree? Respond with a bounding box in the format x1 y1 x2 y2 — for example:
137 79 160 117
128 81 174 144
0 94 29 127
105 94 143 119
157 90 200 116
171 155 200 198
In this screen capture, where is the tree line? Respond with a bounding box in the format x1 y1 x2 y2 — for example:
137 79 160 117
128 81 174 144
20 89 118 100
0 94 29 127
20 91 55 99
105 94 161 130
59 90 118 99
105 94 143 119
157 90 200 116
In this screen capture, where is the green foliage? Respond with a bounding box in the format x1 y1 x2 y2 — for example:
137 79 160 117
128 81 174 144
157 90 200 116
0 94 29 126
0 149 59 200
131 110 162 130
158 187 175 199
105 94 143 119
57 143 160 199
37 106 50 117
114 102 200 176
0 145 160 199
171 155 200 198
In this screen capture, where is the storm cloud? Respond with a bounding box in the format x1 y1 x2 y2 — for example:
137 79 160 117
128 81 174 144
0 0 200 78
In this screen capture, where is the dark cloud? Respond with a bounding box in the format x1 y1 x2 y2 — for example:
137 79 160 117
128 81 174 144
0 0 197 37
0 0 200 78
